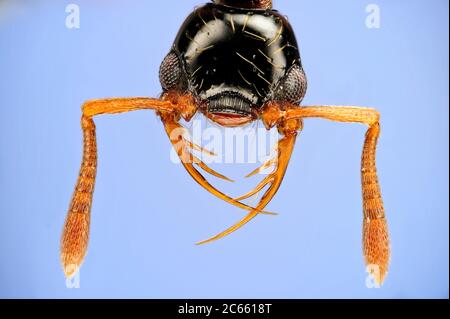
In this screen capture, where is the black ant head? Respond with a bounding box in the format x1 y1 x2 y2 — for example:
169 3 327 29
159 3 307 126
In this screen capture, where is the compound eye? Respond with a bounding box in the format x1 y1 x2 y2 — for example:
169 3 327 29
159 52 187 91
274 65 307 104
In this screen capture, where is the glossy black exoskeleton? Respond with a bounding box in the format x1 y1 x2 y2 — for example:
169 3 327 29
159 1 307 126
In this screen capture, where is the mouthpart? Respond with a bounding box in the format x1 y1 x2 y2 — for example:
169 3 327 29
204 93 256 127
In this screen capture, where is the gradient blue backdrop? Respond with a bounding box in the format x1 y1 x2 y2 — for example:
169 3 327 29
0 0 448 298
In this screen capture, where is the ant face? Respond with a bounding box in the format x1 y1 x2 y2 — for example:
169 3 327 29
159 3 307 126
63 0 389 283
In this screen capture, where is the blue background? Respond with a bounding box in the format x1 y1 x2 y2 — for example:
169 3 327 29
0 0 448 298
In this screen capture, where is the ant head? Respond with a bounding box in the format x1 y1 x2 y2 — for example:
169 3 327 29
159 3 307 126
